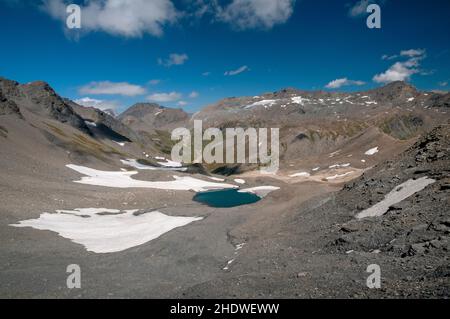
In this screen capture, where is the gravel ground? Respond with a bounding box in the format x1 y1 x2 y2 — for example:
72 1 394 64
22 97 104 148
0 115 448 298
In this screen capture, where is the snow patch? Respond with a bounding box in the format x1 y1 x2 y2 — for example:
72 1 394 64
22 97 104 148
244 99 277 109
10 209 202 253
329 150 341 158
291 96 309 105
289 172 311 178
85 121 97 127
365 147 379 156
121 159 187 172
238 186 280 198
356 177 435 219
207 176 225 182
157 159 183 168
329 163 350 169
326 172 353 180
223 259 235 270
66 165 237 192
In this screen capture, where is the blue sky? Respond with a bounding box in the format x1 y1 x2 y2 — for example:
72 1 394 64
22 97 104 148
0 0 449 114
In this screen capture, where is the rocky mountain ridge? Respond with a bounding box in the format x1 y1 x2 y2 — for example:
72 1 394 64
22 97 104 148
1 76 449 173
192 81 448 128
0 77 90 134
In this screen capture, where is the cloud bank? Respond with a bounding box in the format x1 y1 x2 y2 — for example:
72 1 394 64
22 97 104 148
224 65 250 76
374 49 426 84
79 81 146 96
158 53 189 67
43 0 296 37
325 78 365 89
74 97 120 112
217 0 296 30
43 0 178 37
348 0 385 18
147 92 182 103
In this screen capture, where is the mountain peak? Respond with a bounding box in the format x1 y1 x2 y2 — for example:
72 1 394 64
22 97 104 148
118 102 189 131
0 76 19 86
119 103 164 118
379 81 417 93
23 80 54 92
365 81 419 103
2 78 91 134
20 80 60 100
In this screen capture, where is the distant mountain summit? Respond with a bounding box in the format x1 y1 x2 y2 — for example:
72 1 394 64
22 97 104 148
66 100 139 143
365 81 418 102
118 103 190 132
119 102 162 118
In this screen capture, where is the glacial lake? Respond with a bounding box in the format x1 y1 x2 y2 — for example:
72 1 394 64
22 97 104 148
193 189 261 208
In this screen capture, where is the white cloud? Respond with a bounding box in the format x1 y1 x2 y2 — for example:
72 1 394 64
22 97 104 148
43 0 178 38
79 81 146 96
147 92 182 103
373 49 426 84
177 101 188 106
43 0 295 37
186 0 214 18
348 0 386 18
400 49 426 58
224 65 249 76
189 91 199 98
149 79 161 85
348 0 370 17
325 78 365 89
202 71 211 76
373 62 418 83
382 54 398 60
439 81 448 87
217 0 295 30
158 53 189 67
74 97 120 112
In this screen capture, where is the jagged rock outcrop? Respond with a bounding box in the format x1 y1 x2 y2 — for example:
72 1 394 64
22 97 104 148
428 92 450 109
327 124 450 261
18 81 91 134
0 92 22 118
0 78 22 118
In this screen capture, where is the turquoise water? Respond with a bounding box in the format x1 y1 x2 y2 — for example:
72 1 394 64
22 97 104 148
193 189 261 208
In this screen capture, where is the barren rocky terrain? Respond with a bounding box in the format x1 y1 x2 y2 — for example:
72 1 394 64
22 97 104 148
0 76 449 298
